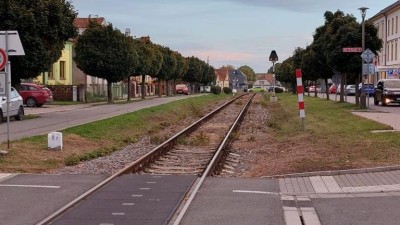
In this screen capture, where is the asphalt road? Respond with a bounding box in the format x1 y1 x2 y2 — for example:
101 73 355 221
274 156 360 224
317 93 400 113
0 95 201 143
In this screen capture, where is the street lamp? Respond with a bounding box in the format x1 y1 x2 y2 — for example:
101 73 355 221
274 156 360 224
125 28 131 101
269 50 278 102
359 7 368 109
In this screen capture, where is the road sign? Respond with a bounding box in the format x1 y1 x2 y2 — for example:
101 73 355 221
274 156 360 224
361 48 375 63
0 48 7 70
362 63 375 75
342 47 363 53
0 31 25 56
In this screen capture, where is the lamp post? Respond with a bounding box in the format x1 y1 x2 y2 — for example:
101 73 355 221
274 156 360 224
269 50 278 102
359 7 368 109
125 28 131 101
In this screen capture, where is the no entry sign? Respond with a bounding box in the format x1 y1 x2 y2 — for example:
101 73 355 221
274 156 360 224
0 48 7 70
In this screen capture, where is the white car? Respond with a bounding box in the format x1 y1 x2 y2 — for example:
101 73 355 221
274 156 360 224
0 87 24 123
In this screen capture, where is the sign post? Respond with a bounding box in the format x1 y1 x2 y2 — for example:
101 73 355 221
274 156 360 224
0 31 25 149
296 69 305 129
361 48 375 108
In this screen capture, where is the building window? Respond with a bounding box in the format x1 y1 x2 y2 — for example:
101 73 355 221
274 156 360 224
396 41 398 61
60 61 65 80
397 16 398 33
391 42 394 61
388 44 390 61
382 21 384 38
388 19 391 36
392 18 395 35
48 67 54 80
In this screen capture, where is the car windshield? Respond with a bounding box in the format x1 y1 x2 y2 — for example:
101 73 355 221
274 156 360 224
384 80 400 88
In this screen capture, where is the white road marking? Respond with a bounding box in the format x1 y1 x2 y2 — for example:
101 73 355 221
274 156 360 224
0 184 60 188
122 203 135 206
0 173 15 182
232 190 279 195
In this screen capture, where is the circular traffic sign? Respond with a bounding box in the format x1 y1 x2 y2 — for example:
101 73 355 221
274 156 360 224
0 48 7 70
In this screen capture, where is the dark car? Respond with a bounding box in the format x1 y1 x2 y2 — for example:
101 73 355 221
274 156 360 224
19 83 53 107
374 79 400 106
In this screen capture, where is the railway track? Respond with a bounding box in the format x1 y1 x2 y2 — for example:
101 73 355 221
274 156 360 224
38 93 256 225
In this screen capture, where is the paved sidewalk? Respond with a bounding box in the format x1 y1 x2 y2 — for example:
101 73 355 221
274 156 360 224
352 111 400 131
279 170 400 196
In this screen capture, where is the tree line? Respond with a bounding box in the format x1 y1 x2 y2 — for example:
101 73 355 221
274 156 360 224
274 10 382 104
0 0 215 102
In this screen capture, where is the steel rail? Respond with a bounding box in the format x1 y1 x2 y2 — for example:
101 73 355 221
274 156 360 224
172 93 255 225
36 93 248 225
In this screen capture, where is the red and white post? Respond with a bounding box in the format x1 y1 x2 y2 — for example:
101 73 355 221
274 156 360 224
296 69 305 129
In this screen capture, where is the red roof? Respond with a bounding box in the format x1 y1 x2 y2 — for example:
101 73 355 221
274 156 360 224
73 17 106 28
256 73 274 84
215 67 229 81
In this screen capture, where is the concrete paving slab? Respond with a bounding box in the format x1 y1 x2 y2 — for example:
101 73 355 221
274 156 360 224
51 174 196 225
0 173 108 225
180 177 285 225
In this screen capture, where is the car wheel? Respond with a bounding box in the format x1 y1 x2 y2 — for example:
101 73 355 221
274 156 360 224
26 97 37 107
15 106 24 121
374 97 379 105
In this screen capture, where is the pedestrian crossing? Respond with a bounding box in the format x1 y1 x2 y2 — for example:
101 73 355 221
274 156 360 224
279 170 400 194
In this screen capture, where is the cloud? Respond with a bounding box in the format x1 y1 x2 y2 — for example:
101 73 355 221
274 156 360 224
189 49 253 61
216 0 373 13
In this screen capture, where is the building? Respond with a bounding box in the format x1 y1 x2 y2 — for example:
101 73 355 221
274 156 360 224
35 41 74 85
370 1 400 81
254 73 274 90
214 67 230 89
229 69 248 91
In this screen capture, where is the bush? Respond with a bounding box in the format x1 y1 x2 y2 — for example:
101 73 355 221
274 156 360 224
211 86 221 94
275 87 284 93
223 87 232 94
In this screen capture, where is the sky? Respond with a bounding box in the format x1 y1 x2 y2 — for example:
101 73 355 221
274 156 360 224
70 0 396 73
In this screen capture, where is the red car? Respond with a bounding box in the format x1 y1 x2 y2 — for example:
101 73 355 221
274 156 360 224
19 83 53 107
329 84 337 94
176 84 189 95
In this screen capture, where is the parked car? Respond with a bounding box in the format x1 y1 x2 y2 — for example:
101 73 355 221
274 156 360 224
308 86 316 93
328 84 337 94
345 85 356 95
19 83 53 107
176 84 189 95
200 86 211 93
374 79 400 106
358 83 375 97
250 87 264 92
0 87 24 123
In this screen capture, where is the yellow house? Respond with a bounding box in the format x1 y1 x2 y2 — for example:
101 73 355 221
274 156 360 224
35 40 73 85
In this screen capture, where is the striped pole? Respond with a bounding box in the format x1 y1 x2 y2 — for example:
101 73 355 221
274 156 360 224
296 69 305 129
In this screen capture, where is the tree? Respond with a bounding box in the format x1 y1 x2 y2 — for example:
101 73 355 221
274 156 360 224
133 36 162 99
155 45 177 96
313 10 381 103
239 65 256 81
74 22 136 103
0 0 77 86
183 56 202 84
